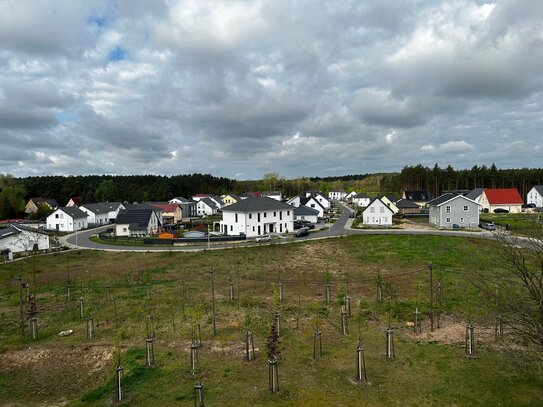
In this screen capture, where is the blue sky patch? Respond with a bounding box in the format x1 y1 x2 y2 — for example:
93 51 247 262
108 46 127 62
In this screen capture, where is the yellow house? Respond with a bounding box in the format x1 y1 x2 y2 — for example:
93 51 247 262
376 194 399 214
221 194 241 207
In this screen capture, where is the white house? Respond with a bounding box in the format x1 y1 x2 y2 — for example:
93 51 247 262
293 206 319 223
196 198 219 216
480 189 523 213
362 199 393 226
220 197 294 238
527 186 543 208
465 188 485 205
262 191 283 201
427 193 481 228
303 196 326 218
352 193 371 207
345 191 357 202
115 208 161 237
328 190 347 201
287 195 303 207
79 203 113 226
313 193 331 210
46 207 88 232
0 225 50 256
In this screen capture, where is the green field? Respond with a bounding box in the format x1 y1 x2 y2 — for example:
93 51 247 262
0 235 542 406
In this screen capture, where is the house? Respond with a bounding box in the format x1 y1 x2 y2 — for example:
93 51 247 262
303 197 326 218
25 197 59 214
221 194 241 207
395 199 421 215
148 203 183 224
328 190 346 201
167 197 197 218
480 189 523 213
287 195 303 207
402 190 432 207
241 192 262 199
345 191 357 202
79 203 111 226
527 186 543 208
66 197 81 207
465 188 485 205
115 208 161 237
219 197 294 237
0 225 50 256
362 199 393 226
191 194 210 201
262 191 283 201
293 206 319 223
305 190 322 198
352 193 371 208
313 193 331 210
46 207 88 232
196 197 219 216
376 194 399 214
208 195 225 209
427 193 480 228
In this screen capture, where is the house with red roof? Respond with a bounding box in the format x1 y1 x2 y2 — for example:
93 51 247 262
480 189 523 213
148 202 183 224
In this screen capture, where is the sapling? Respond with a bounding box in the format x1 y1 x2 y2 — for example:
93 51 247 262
266 322 281 393
376 272 383 303
193 382 204 407
465 323 476 358
313 325 322 360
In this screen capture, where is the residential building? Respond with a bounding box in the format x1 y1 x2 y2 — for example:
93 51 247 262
79 203 111 226
293 206 319 223
303 196 326 217
66 197 81 207
345 191 357 202
427 193 480 228
221 194 241 206
328 190 346 201
46 207 88 232
362 199 393 226
465 188 485 205
312 193 331 210
287 195 303 207
0 225 50 256
480 189 523 213
527 186 543 208
115 208 161 237
219 197 294 237
196 197 219 216
25 197 59 214
402 190 432 207
395 199 421 215
376 194 399 214
148 203 183 224
262 191 283 201
352 193 371 207
167 197 197 218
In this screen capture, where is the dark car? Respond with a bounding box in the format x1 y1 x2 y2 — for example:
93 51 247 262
295 227 309 237
494 208 509 214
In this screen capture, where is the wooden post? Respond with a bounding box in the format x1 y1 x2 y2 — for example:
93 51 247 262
18 275 24 340
436 282 443 328
146 337 155 367
313 326 322 360
30 317 38 340
376 282 383 303
184 282 190 303
25 283 30 302
385 328 395 359
325 283 331 304
146 314 154 338
210 270 216 336
278 281 283 303
245 331 255 361
356 342 368 381
414 308 421 334
66 286 71 302
345 296 351 318
190 343 199 375
87 317 94 339
341 306 348 336
274 310 281 337
428 263 434 332
105 285 110 301
79 297 84 319
115 365 124 403
465 324 476 358
495 315 503 341
229 282 234 301
268 358 279 393
192 323 202 347
193 382 204 407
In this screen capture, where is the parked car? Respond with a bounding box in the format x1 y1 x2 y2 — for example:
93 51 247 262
295 227 309 237
494 208 509 214
479 222 496 231
255 234 271 242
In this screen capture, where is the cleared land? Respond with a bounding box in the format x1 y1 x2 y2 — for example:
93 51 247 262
0 235 542 406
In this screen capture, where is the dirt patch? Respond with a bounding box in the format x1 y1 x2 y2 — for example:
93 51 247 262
0 344 113 406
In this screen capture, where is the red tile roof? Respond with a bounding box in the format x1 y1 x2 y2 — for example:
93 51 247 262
483 189 523 205
149 203 180 212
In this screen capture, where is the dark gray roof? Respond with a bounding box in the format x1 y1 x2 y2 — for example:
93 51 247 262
304 196 325 210
395 199 420 209
222 197 293 212
426 193 476 206
58 206 87 219
353 192 370 198
363 198 394 214
403 190 431 202
466 188 484 200
200 197 218 209
532 186 543 195
0 226 21 240
116 208 157 227
376 193 398 202
81 202 122 214
294 206 320 216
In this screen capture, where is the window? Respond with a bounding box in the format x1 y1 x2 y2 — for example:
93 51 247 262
370 207 375 213
460 217 464 223
274 211 276 217
230 225 233 231
264 212 267 218
280 211 283 220
55 214 59 218
463 205 469 211
287 210 290 215
252 226 255 231
235 213 238 222
446 206 451 213
446 217 451 223
258 213 261 222
379 207 384 213
249 213 252 219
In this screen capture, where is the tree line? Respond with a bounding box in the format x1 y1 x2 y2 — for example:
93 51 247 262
380 164 543 199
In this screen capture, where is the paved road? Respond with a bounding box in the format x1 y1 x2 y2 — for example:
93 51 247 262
64 202 501 252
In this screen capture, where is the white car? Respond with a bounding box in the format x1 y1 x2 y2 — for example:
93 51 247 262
255 234 272 242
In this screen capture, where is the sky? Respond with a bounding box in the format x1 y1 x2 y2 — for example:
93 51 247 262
0 0 542 180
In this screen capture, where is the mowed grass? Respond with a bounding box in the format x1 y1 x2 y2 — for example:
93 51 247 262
0 235 542 406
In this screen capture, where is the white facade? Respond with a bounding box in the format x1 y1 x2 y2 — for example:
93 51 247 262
313 193 331 209
527 187 543 207
362 199 393 226
287 196 302 207
263 192 283 201
46 208 88 232
115 211 160 237
220 208 294 237
304 197 325 217
79 205 110 226
479 192 522 213
108 203 125 221
0 226 50 255
196 200 217 216
352 195 371 207
328 190 346 201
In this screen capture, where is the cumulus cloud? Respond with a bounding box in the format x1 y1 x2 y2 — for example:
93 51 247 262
0 0 542 178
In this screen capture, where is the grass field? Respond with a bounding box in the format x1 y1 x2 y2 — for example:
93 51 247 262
0 235 542 406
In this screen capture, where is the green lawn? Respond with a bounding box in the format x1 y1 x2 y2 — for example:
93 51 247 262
0 235 541 406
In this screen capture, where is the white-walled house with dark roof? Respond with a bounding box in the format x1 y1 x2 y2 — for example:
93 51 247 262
427 194 481 228
527 186 543 208
362 199 393 226
0 225 50 256
46 207 88 232
220 197 294 237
